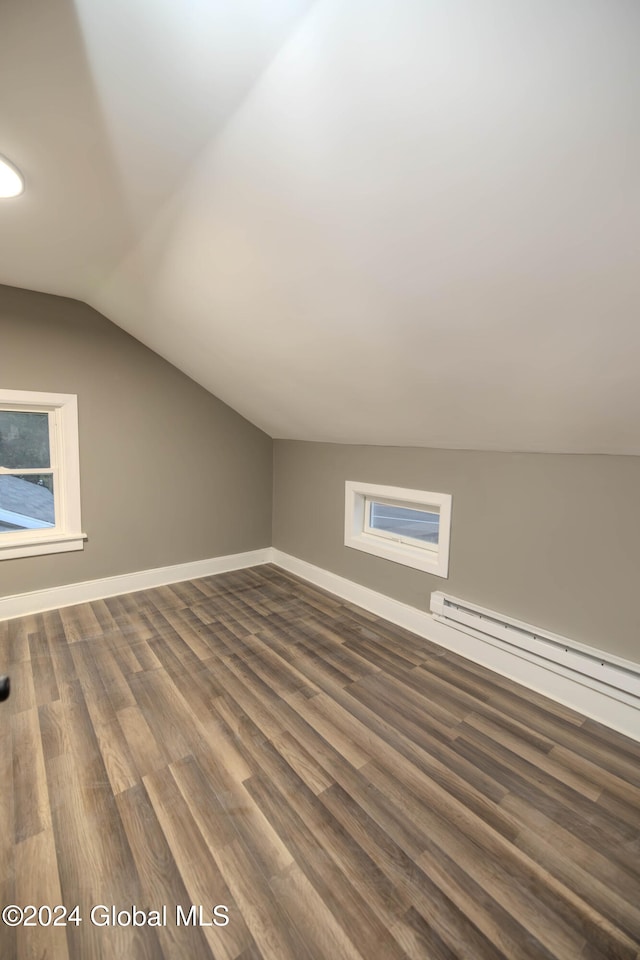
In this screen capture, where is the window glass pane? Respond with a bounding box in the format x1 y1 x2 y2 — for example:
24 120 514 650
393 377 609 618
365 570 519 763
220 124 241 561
369 501 439 544
0 474 55 531
0 411 50 469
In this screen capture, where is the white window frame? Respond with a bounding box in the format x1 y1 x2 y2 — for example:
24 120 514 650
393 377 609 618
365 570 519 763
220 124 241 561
0 389 86 560
344 481 452 577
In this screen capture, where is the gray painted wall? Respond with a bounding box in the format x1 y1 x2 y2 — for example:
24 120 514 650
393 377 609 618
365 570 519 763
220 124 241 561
0 285 272 598
4 283 638 666
273 440 640 662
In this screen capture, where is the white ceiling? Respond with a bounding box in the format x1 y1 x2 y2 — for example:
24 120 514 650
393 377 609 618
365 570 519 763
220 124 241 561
1 0 639 453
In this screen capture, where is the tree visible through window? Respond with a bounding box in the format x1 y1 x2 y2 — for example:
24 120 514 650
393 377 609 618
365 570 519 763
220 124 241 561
0 411 55 531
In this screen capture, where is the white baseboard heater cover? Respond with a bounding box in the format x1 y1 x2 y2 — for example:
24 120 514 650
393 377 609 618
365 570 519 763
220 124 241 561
430 591 640 705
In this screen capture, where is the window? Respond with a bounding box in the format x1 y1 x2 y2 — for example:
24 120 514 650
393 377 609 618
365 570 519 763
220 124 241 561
344 481 452 577
0 390 85 560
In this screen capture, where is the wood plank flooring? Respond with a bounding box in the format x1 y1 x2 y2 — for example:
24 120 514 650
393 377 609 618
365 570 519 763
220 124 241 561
1 563 639 960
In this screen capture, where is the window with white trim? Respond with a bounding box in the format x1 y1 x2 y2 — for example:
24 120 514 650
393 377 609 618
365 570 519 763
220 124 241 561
0 390 85 560
345 481 452 577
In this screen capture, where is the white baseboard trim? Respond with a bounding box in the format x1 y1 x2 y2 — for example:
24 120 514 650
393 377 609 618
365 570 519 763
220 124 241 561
0 548 273 622
4 545 639 741
271 550 640 742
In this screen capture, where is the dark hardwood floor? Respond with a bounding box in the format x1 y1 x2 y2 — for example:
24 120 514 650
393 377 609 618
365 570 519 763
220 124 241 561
1 564 639 959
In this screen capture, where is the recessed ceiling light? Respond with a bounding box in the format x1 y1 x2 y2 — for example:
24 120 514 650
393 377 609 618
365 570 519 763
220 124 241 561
0 155 24 198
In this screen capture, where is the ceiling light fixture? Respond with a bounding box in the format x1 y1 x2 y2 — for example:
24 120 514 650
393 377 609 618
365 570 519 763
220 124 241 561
0 155 24 198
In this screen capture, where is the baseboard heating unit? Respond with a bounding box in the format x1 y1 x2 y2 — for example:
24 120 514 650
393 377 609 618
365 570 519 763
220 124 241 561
430 591 640 707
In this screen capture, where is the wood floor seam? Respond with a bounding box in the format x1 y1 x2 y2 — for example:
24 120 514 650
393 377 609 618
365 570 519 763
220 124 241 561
1 563 639 960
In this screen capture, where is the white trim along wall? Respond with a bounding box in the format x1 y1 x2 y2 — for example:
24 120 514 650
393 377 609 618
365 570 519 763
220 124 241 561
269 551 640 743
1 547 638 742
0 549 272 621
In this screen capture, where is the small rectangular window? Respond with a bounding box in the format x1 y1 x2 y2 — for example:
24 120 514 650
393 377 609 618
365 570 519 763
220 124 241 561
365 497 439 551
0 390 85 560
345 481 452 577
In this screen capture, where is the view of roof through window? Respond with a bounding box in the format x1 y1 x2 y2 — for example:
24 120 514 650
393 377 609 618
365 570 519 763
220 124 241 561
0 411 55 532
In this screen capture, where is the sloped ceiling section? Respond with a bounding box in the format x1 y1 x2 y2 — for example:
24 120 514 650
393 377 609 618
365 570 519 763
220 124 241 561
1 0 639 453
0 0 316 296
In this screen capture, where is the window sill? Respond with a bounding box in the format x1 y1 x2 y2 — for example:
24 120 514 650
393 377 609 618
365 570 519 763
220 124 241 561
347 530 448 576
0 532 87 561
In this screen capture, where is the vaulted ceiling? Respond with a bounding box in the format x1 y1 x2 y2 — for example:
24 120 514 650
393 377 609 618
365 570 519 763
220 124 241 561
1 0 639 453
